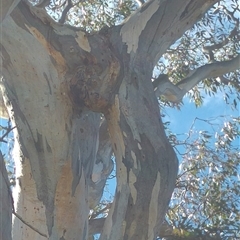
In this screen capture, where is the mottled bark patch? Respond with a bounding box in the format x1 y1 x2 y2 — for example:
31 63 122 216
69 53 120 113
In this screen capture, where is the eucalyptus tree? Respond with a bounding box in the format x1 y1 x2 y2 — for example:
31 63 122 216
0 0 239 239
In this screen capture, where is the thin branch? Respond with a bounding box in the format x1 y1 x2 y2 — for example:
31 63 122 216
202 20 239 62
0 152 48 238
12 212 48 238
202 38 229 55
34 0 51 8
216 76 240 90
177 54 240 93
59 0 73 24
0 125 15 143
10 182 48 238
154 55 240 103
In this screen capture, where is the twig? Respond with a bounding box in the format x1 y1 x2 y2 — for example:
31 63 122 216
0 126 16 143
89 203 112 220
12 212 48 238
0 152 48 238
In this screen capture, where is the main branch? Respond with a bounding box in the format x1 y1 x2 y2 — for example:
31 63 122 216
117 0 219 69
154 55 240 103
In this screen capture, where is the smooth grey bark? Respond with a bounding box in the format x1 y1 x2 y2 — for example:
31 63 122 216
0 0 225 239
99 70 178 240
0 151 12 240
116 0 219 68
176 54 240 92
0 3 115 239
0 95 8 118
0 0 20 118
0 0 20 23
154 54 240 103
88 119 113 209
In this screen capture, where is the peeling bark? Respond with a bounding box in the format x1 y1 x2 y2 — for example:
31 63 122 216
71 112 100 195
1 9 88 239
116 0 219 68
89 119 113 209
100 71 178 240
176 55 240 92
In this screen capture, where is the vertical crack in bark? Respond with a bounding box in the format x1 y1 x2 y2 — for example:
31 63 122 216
71 112 100 196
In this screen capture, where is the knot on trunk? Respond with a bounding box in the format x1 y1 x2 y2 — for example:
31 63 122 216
69 54 120 113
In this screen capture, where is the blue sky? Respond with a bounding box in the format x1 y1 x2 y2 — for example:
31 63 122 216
163 91 239 137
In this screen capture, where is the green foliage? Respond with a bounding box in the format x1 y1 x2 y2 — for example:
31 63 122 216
156 0 240 108
166 116 240 239
45 0 136 31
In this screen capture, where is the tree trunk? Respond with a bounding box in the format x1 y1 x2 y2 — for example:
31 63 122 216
0 0 219 239
100 72 178 240
1 11 89 239
0 151 12 240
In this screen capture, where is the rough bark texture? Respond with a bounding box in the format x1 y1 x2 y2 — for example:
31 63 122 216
0 151 12 240
0 0 219 239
